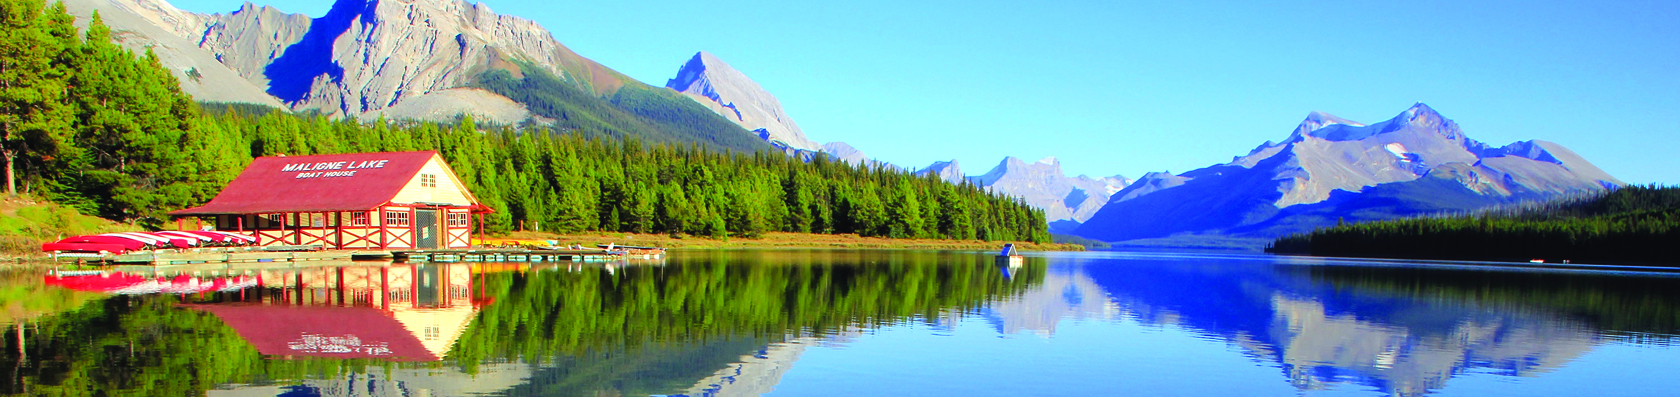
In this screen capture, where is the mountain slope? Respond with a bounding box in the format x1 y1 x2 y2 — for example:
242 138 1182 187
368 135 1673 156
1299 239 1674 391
1075 103 1621 242
69 0 771 152
667 52 820 151
59 0 283 107
477 63 769 152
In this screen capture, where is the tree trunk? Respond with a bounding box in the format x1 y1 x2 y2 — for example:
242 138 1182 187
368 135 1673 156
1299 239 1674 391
4 149 15 197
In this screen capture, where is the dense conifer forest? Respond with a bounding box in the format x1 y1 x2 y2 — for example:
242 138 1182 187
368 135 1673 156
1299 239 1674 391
0 0 1049 242
1268 185 1680 265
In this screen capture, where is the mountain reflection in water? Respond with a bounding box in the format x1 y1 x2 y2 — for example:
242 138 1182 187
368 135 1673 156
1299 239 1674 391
1077 253 1676 396
0 250 1674 396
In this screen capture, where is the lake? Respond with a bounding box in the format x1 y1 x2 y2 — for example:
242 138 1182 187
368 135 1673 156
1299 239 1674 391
2 249 1676 396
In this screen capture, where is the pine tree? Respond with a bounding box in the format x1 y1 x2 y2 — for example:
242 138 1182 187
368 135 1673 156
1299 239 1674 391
0 0 70 195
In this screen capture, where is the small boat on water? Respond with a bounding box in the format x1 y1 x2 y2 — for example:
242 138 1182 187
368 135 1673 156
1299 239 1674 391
996 244 1024 267
598 243 667 259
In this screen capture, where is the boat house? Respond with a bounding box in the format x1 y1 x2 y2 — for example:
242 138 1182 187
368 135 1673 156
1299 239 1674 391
170 151 492 250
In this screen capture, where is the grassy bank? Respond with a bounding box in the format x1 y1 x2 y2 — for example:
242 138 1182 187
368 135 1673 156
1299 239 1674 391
0 197 137 260
498 231 1083 251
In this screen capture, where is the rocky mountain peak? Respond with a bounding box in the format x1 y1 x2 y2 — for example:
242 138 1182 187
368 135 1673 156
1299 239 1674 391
1399 102 1444 125
968 156 1129 223
1075 104 1623 242
916 160 964 184
103 0 633 121
1293 111 1363 136
665 51 820 151
666 52 710 99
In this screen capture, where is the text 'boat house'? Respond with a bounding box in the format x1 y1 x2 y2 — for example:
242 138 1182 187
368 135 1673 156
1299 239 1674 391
169 151 492 250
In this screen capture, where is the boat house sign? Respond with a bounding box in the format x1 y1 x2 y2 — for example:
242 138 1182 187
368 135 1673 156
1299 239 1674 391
283 160 390 179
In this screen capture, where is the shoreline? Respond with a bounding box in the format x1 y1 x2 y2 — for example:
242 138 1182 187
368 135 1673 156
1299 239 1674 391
494 231 1083 252
1 232 1081 266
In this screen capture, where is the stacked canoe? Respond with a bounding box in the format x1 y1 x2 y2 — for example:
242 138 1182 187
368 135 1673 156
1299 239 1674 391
42 231 258 255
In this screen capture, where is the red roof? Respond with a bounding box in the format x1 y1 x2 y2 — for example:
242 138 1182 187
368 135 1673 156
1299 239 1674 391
170 151 481 215
184 304 440 361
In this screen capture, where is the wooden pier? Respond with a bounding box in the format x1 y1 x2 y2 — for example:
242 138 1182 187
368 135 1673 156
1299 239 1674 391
390 248 643 263
62 245 663 266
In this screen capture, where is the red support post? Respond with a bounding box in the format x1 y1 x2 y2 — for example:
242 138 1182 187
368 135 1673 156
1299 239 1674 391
294 213 302 245
334 212 344 250
379 266 389 312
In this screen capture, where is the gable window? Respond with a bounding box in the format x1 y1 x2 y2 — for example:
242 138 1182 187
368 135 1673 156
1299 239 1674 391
420 174 438 188
384 210 410 226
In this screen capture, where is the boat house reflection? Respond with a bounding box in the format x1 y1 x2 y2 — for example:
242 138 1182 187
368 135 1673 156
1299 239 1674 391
49 262 488 362
194 263 479 361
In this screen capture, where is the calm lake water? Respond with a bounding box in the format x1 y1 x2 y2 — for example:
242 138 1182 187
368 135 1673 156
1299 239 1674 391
2 249 1677 396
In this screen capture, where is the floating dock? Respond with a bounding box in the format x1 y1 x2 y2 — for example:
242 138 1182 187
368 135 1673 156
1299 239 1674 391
391 248 639 263
61 245 662 266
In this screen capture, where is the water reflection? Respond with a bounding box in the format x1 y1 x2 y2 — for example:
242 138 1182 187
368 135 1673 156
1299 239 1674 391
1 251 1041 396
1075 253 1679 396
3 250 1677 396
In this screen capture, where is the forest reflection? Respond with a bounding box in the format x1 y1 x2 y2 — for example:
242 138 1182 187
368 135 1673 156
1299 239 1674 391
0 250 1043 396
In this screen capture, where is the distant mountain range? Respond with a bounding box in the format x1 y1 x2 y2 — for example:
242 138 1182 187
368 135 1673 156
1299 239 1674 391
967 157 1129 232
1074 103 1622 242
808 145 1132 230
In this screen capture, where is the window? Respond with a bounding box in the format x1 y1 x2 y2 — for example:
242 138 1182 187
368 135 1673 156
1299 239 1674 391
351 212 370 226
447 213 469 227
384 210 410 226
420 173 437 188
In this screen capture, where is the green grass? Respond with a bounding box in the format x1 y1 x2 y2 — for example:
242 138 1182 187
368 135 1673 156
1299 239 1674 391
0 197 137 257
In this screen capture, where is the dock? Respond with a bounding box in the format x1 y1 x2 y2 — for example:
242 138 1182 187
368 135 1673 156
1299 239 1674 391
390 248 639 263
62 245 662 266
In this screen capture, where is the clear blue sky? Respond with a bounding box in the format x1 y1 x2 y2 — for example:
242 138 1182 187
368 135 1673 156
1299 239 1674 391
170 0 1680 184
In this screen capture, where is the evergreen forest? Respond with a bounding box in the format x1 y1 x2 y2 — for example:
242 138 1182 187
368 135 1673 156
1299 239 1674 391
0 0 1049 243
1267 185 1680 265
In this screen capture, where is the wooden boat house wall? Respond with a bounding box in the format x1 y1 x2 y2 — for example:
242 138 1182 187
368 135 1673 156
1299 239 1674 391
170 151 492 250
